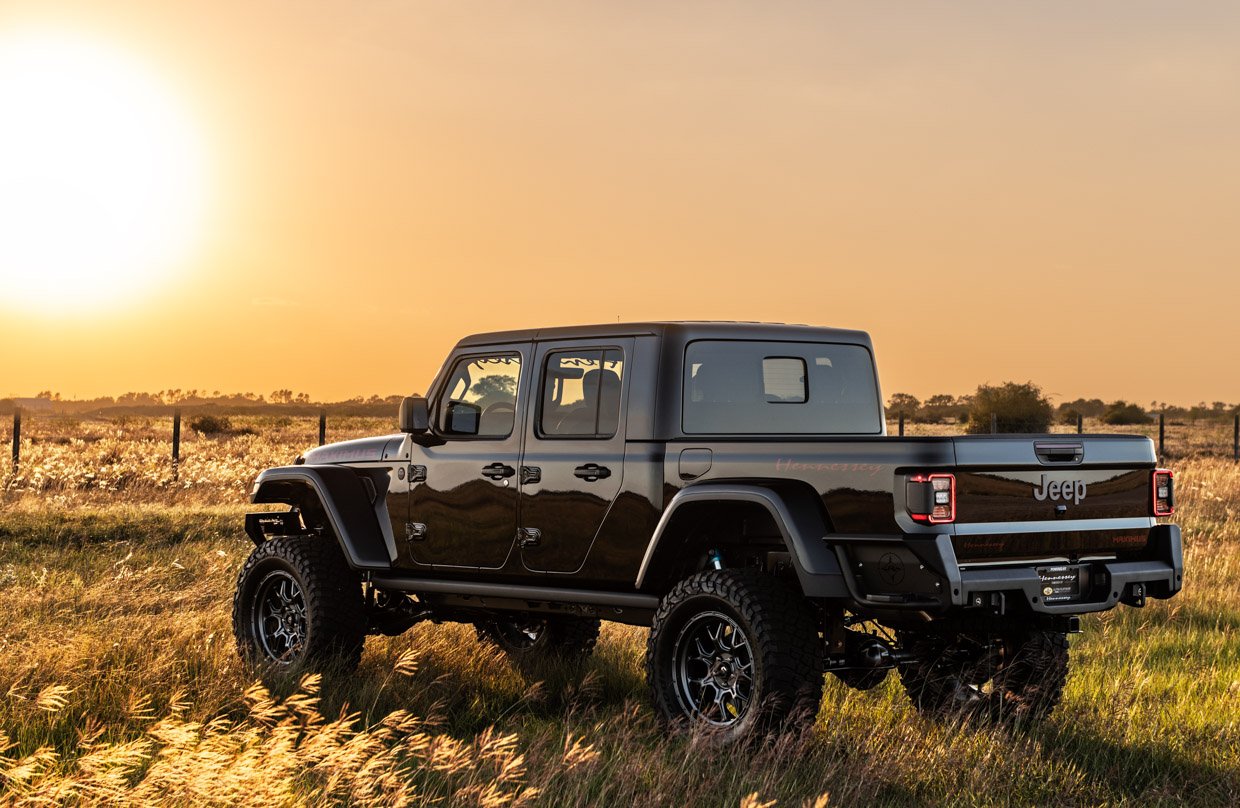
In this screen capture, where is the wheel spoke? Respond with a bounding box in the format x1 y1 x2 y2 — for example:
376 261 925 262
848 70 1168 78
252 570 311 664
673 611 756 727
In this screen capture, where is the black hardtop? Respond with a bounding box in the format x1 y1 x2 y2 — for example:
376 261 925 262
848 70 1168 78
456 321 874 348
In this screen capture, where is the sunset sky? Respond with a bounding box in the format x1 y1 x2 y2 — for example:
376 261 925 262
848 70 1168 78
1 1 1238 405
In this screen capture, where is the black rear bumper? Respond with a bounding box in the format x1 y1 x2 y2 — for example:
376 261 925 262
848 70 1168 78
829 524 1182 616
955 524 1182 614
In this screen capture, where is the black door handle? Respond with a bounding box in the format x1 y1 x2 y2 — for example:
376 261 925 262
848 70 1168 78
574 463 611 481
482 462 516 480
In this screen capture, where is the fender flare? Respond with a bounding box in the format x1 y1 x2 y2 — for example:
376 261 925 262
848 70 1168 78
249 465 396 571
634 483 848 598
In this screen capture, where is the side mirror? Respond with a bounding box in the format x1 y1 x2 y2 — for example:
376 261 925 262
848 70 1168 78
398 396 430 434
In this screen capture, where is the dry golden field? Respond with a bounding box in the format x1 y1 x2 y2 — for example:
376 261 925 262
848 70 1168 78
0 415 1237 805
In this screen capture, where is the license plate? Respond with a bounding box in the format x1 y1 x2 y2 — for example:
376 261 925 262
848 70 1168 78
1037 566 1081 603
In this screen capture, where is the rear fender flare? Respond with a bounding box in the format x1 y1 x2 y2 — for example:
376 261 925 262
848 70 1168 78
634 483 847 597
249 465 396 571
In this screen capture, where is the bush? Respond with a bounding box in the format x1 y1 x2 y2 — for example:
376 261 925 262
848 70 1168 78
189 414 232 435
887 393 920 419
1056 398 1105 422
1102 401 1149 425
922 393 971 424
966 382 1053 434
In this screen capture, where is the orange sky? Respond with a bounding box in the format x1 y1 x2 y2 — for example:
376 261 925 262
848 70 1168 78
2 1 1238 405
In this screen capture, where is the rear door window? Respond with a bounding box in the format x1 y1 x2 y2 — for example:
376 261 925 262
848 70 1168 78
540 349 625 438
683 341 881 434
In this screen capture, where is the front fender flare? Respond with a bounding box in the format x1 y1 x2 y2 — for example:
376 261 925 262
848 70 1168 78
634 483 847 598
249 465 395 571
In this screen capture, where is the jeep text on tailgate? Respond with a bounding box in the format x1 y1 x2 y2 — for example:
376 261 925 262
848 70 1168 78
232 322 1182 741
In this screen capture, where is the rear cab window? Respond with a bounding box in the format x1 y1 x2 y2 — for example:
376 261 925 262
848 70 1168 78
683 340 882 434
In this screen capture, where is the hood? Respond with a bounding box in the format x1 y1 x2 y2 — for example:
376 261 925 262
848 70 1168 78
301 435 403 465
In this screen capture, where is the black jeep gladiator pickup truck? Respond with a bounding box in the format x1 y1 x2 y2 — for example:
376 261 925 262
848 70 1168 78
234 322 1182 738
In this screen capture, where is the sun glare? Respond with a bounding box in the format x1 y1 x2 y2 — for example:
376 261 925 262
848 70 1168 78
0 30 208 314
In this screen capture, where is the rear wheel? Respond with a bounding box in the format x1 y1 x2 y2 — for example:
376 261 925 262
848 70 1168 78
475 614 600 663
233 536 366 672
898 627 1069 721
646 569 822 740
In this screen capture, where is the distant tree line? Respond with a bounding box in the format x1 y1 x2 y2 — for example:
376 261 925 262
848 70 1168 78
3 386 1238 431
887 385 1240 435
0 390 418 418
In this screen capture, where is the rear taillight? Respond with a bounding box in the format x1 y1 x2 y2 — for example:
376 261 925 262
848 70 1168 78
907 473 956 524
1152 469 1174 516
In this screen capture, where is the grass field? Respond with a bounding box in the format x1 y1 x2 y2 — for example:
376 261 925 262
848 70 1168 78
0 417 1237 805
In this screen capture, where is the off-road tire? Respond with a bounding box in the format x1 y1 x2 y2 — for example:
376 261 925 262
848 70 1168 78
233 535 366 672
898 628 1069 721
646 569 823 740
475 614 601 664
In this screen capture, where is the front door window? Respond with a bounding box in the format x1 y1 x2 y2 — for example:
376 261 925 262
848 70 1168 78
440 355 521 437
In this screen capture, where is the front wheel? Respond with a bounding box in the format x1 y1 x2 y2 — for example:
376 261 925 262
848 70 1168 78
232 536 366 672
646 569 823 740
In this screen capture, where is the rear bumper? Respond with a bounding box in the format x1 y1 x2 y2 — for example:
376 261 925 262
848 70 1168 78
828 524 1182 616
956 523 1182 615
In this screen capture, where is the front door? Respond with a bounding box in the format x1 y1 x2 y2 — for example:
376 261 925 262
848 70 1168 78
519 340 631 574
408 347 528 569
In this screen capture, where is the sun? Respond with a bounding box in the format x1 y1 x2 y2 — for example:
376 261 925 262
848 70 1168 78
0 30 208 313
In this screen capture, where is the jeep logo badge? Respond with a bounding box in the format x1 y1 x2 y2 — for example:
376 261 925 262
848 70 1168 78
1032 475 1087 505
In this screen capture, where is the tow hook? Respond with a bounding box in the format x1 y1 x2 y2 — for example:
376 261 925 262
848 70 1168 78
1121 582 1147 608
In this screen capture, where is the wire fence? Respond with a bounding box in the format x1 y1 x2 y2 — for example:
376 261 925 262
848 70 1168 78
888 412 1240 461
2 408 1237 497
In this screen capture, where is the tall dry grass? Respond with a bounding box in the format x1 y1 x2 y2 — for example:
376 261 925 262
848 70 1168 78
0 418 1237 805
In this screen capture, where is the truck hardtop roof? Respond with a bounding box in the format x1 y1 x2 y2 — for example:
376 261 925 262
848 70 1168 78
457 321 873 348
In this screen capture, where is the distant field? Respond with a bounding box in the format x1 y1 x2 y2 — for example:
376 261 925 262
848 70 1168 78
0 418 1237 805
2 413 1235 503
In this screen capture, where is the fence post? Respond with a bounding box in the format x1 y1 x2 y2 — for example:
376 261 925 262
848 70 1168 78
1077 413 1083 434
319 409 327 446
990 412 998 434
10 408 19 473
1158 413 1165 461
1234 414 1238 463
898 412 905 436
172 408 181 480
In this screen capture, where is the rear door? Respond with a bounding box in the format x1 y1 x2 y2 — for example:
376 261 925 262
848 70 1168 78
518 339 632 573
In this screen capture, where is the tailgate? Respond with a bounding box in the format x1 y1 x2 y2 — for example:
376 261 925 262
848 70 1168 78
948 435 1157 562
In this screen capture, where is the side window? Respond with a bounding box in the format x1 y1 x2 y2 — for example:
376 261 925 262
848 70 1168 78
439 353 521 437
540 348 624 438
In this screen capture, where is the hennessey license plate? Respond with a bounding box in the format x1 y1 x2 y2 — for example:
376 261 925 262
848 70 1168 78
1037 566 1081 603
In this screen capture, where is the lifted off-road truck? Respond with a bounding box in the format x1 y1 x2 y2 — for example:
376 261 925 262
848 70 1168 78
234 322 1182 738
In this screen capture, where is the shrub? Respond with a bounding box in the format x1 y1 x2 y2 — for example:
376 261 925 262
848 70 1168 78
922 394 971 424
1056 398 1105 422
189 414 232 435
1102 401 1149 425
887 393 920 419
966 382 1053 434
